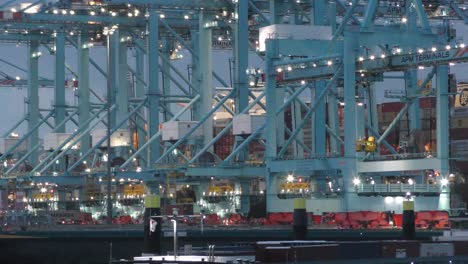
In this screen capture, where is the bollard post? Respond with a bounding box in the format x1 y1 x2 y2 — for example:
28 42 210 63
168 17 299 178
293 198 307 240
402 200 415 240
143 195 161 254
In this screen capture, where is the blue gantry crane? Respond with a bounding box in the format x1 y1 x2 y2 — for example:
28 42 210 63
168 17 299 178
0 0 466 222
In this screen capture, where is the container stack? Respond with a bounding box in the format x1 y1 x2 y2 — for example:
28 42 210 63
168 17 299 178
255 240 468 262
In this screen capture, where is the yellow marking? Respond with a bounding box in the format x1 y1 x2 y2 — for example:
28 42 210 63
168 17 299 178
144 195 160 208
403 201 414 211
294 198 306 209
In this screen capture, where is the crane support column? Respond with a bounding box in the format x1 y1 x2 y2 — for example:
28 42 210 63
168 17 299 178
265 39 278 212
368 83 379 136
312 0 327 25
406 69 420 132
436 65 449 160
436 65 450 211
269 0 283 24
191 30 200 122
54 31 66 133
237 180 251 216
343 33 357 158
198 12 214 147
78 35 91 155
147 9 161 164
234 0 249 161
27 41 39 165
116 29 129 125
315 81 327 156
343 33 358 211
328 83 340 155
356 86 366 149
161 37 172 122
135 40 146 167
293 95 304 159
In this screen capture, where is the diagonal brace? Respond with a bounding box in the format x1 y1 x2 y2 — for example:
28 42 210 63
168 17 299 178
65 99 147 174
155 90 235 164
0 111 54 162
189 91 266 164
277 65 343 158
120 95 201 169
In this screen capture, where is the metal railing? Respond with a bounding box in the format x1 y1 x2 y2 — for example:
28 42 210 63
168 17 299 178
365 152 436 161
357 183 441 195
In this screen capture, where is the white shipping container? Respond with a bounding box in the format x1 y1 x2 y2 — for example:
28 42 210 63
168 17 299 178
233 114 266 136
420 243 454 257
258 24 332 52
43 133 79 150
451 140 468 150
92 129 131 147
161 121 204 141
452 107 468 117
0 137 28 154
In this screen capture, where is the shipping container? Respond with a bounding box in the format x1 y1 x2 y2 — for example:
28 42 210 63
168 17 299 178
161 121 203 141
450 128 468 140
420 243 454 257
0 137 28 154
338 241 382 259
381 241 420 258
92 128 131 147
420 97 436 108
291 244 339 262
44 133 79 150
162 204 193 216
453 161 468 172
233 114 266 136
262 246 291 263
451 117 468 129
453 241 468 256
381 112 397 123
381 102 404 113
256 241 337 262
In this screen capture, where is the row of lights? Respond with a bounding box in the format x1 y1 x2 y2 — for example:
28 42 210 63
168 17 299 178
357 102 364 106
278 43 465 75
29 182 58 187
117 194 145 199
31 51 42 58
280 188 310 193
353 178 449 186
359 43 466 62
31 197 58 202
98 177 143 183
202 191 242 196
49 7 194 21
276 60 334 73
